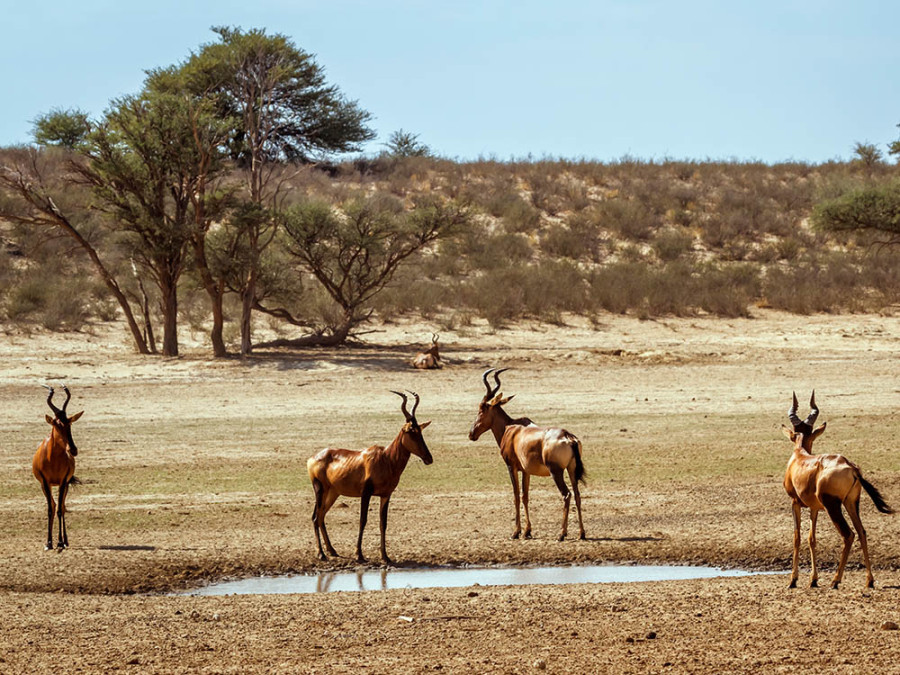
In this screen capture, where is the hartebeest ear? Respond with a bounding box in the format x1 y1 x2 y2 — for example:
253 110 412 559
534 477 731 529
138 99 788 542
419 420 432 430
45 414 54 425
811 422 826 440
781 425 796 441
490 394 515 406
69 411 84 423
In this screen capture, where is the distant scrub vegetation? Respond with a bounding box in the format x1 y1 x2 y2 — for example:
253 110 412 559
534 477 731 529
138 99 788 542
2 151 900 346
2 25 898 358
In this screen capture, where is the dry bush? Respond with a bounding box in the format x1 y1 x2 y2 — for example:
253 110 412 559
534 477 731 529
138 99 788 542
652 228 695 261
541 213 607 262
4 270 94 331
461 259 588 327
587 262 650 314
762 250 900 314
598 198 661 241
693 263 759 317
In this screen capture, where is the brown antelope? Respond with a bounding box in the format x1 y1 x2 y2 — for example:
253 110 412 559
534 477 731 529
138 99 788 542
411 333 442 369
307 391 433 564
468 368 586 541
32 385 83 550
782 391 893 589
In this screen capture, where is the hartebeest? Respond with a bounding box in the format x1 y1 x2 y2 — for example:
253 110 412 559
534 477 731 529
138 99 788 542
307 391 433 564
782 391 893 589
468 368 586 541
412 333 442 369
32 385 83 550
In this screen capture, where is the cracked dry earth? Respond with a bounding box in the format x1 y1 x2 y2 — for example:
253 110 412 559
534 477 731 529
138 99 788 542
1 310 899 673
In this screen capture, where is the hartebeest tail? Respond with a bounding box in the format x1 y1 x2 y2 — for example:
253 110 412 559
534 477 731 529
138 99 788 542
860 476 894 514
469 368 586 541
783 391 893 589
32 385 84 550
571 438 586 486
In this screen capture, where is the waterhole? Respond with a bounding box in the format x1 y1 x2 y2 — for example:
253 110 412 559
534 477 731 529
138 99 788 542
185 564 764 596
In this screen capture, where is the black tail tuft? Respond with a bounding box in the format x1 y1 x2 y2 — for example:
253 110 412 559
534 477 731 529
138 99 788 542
572 439 587 486
69 476 82 488
861 475 894 514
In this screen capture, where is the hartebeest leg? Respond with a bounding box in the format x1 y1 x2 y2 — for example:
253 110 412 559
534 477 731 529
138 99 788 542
311 480 326 559
57 480 70 549
845 497 874 588
507 465 522 539
40 477 55 551
319 499 339 557
789 501 801 588
550 467 571 542
807 508 819 587
822 495 854 589
568 463 586 540
521 473 532 539
379 495 392 565
311 481 339 560
356 482 374 563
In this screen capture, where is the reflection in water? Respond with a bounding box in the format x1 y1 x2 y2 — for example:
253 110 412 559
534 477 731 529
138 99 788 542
185 564 764 596
314 568 390 593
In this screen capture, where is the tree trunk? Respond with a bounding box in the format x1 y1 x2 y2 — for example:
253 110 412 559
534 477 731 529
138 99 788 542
210 291 227 358
159 275 179 357
137 279 158 355
253 315 355 349
192 239 228 358
239 229 260 357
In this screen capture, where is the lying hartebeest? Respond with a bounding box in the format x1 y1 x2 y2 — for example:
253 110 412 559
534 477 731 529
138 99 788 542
32 385 83 550
307 391 433 564
782 391 893 589
412 333 442 369
468 368 586 540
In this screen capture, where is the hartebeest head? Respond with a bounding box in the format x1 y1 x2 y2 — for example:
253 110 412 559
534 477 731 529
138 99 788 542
391 390 433 464
468 368 514 441
43 385 84 456
782 391 825 451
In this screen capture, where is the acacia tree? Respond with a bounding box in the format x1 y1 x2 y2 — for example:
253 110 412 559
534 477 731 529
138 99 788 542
178 26 375 355
813 182 900 247
65 90 230 356
264 195 469 346
0 146 150 353
143 67 235 357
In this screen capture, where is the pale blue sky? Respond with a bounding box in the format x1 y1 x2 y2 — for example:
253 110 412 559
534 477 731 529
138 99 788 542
2 1 897 163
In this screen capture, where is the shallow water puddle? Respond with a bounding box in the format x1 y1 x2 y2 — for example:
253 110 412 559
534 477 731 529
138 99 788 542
186 564 762 596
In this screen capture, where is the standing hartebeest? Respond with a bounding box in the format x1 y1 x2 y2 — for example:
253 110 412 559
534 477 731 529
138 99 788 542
468 368 586 541
32 385 83 550
412 333 442 369
307 391 433 564
782 391 893 589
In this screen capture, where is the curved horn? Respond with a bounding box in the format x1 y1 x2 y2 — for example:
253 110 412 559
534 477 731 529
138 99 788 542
391 390 412 421
481 369 496 398
788 391 802 428
60 384 72 413
805 390 819 426
492 368 509 394
43 385 62 417
431 333 439 344
406 390 420 419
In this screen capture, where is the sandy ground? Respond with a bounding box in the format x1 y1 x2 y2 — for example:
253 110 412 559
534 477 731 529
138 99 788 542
1 310 899 673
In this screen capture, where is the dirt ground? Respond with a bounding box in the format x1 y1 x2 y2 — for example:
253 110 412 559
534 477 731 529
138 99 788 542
1 310 899 673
